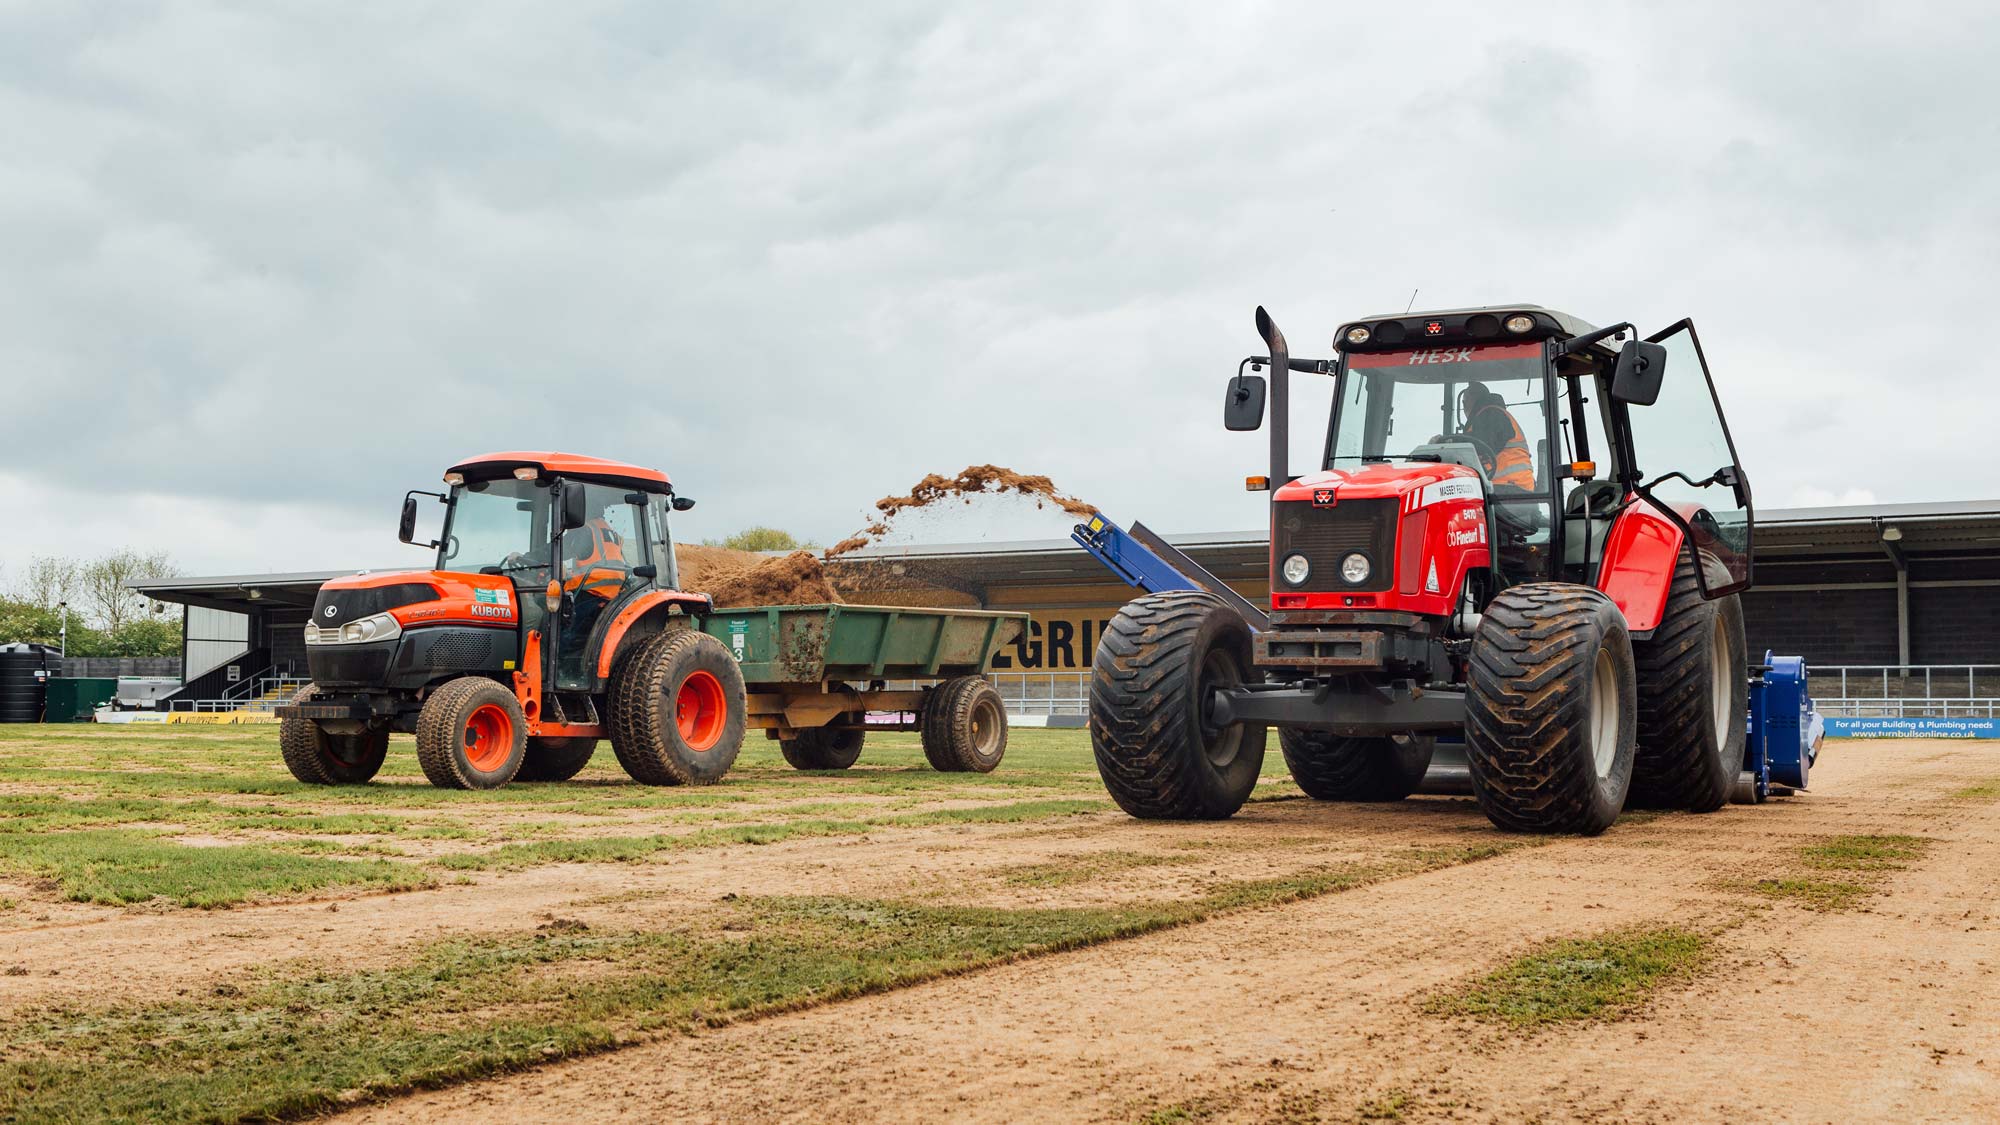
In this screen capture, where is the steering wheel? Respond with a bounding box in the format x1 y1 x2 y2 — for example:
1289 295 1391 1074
1442 431 1498 468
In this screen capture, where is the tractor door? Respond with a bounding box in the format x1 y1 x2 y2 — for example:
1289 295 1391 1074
1619 319 1753 596
553 482 652 689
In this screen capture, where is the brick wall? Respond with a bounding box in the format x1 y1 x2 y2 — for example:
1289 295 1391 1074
1910 585 2000 664
1740 586 1900 665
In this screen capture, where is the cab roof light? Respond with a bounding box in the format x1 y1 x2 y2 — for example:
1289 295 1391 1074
1343 325 1371 345
512 467 539 481
442 472 465 485
1505 313 1535 334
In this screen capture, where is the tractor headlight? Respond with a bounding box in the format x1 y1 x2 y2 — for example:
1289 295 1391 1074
1340 552 1372 585
1504 313 1535 334
1280 554 1311 586
306 612 403 646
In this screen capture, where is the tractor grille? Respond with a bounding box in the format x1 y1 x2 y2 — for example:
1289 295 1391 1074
1271 499 1397 593
395 627 506 672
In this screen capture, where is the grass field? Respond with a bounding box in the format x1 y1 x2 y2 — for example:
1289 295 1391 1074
0 723 1520 1121
1 726 1984 1124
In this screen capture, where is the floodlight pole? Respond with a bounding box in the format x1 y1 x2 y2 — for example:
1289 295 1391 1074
58 601 67 660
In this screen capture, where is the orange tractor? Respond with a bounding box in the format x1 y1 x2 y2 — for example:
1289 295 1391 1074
276 451 1024 789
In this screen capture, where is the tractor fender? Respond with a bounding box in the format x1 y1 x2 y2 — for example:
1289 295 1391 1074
594 591 715 680
1594 502 1686 634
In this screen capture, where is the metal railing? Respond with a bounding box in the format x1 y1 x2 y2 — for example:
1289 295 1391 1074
988 672 1090 717
1811 665 2000 701
168 675 310 714
1816 697 2000 719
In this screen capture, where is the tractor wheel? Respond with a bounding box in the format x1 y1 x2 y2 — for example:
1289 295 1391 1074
922 676 1008 773
1464 583 1636 835
415 677 528 790
278 684 388 785
609 630 746 785
516 737 598 782
1628 557 1747 812
1089 591 1265 820
780 725 865 770
1279 730 1434 801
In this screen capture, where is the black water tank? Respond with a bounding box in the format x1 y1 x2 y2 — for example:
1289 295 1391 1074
0 643 56 723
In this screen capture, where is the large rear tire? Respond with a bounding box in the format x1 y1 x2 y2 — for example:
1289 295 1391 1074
1089 591 1265 820
516 736 598 782
1465 584 1636 835
1629 556 1746 812
415 677 528 790
609 630 746 785
780 725 865 770
279 684 388 785
921 676 1008 773
1279 731 1434 801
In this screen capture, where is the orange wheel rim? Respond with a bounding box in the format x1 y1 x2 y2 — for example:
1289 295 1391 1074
675 669 727 751
463 703 515 771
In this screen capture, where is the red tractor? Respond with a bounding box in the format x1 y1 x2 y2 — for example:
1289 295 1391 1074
276 452 745 790
1090 306 1754 834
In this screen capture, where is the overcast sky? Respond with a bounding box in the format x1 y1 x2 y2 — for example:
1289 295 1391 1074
2 1 1994 579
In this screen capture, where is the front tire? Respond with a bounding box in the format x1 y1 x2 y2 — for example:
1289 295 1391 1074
1465 584 1636 835
1629 556 1746 812
415 677 528 790
279 684 388 785
609 630 746 785
1090 591 1265 820
1279 731 1433 801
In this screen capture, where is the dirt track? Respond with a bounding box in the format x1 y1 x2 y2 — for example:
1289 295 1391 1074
334 741 2000 1124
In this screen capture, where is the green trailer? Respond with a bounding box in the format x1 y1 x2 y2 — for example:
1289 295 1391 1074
695 603 1027 773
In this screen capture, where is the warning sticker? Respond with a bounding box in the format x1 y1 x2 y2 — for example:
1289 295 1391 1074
1425 559 1441 594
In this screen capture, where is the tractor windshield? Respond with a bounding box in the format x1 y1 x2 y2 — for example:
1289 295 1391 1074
1329 343 1552 490
439 477 551 575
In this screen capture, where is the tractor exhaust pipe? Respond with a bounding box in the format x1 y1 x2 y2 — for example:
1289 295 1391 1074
1255 306 1289 489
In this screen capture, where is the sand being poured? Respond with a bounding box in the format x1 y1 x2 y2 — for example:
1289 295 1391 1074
678 466 1098 608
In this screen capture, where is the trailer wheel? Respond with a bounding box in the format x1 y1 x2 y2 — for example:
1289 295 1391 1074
278 684 388 785
921 677 1007 773
610 630 746 785
1629 556 1746 812
1090 591 1265 819
780 725 865 770
516 737 598 782
1279 731 1433 801
1464 583 1636 835
415 677 528 790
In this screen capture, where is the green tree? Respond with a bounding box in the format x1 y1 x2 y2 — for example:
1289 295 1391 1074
706 527 817 552
0 597 107 654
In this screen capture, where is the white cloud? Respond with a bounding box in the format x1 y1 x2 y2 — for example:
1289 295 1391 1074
1 1 1995 579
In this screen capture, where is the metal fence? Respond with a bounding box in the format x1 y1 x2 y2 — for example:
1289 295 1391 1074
1811 665 2000 719
989 672 1090 718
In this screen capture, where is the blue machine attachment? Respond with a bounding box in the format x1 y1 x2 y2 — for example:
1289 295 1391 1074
1071 514 1271 632
1737 651 1823 804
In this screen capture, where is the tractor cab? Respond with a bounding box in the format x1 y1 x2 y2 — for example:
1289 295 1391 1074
394 452 699 692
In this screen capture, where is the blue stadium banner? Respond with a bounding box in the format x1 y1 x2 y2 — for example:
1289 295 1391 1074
1824 716 2000 739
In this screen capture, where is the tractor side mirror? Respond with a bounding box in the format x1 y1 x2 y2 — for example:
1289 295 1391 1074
671 496 696 512
398 497 419 544
1610 340 1667 406
560 486 589 531
1224 373 1267 431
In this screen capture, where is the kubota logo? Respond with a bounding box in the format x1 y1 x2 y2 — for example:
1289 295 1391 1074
323 605 338 618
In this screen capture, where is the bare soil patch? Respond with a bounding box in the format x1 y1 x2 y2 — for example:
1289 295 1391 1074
333 741 2000 1125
